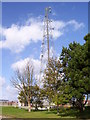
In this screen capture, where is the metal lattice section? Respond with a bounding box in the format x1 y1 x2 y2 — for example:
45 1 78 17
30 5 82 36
39 7 55 87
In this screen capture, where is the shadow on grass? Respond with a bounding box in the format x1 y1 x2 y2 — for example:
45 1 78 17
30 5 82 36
44 106 90 119
58 107 78 118
77 106 90 119
58 106 90 119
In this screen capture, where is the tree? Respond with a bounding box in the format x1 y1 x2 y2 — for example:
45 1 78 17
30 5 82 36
32 85 43 110
18 90 28 106
18 84 43 110
43 58 62 113
60 34 90 111
11 62 34 112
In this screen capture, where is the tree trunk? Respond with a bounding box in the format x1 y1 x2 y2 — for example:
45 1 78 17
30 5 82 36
57 103 59 114
48 102 50 112
35 103 38 111
28 100 31 112
75 99 83 112
79 103 83 112
83 94 88 106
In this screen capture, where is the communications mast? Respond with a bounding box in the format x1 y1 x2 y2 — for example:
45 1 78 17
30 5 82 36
39 7 54 87
41 7 54 64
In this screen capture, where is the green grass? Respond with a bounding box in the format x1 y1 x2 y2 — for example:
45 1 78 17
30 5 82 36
1 106 60 118
1 106 90 118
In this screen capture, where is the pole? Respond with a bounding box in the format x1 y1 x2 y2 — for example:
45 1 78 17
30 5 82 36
45 7 50 63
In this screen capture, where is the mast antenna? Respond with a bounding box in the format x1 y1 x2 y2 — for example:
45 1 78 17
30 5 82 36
39 7 54 87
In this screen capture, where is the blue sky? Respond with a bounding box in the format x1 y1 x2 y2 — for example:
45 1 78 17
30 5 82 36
0 2 88 100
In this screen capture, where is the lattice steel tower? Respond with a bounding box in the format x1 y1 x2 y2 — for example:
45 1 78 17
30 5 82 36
41 7 54 65
39 7 54 87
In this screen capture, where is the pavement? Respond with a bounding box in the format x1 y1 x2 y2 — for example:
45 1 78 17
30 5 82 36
0 115 7 119
0 115 2 120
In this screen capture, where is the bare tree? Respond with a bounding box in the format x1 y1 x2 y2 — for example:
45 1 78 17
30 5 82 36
11 61 34 112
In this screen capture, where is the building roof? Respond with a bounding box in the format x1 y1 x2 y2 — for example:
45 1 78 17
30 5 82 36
0 99 9 102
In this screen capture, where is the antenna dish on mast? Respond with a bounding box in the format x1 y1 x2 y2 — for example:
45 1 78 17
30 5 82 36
48 7 51 13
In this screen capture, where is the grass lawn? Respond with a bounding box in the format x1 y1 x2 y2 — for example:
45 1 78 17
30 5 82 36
1 106 90 119
1 106 60 118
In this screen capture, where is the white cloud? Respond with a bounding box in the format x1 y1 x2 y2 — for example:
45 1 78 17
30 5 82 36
0 20 43 53
6 85 18 100
0 76 18 100
66 20 84 30
0 75 18 100
1 85 18 101
0 76 5 88
11 57 41 75
11 57 41 85
0 17 84 53
0 76 6 99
